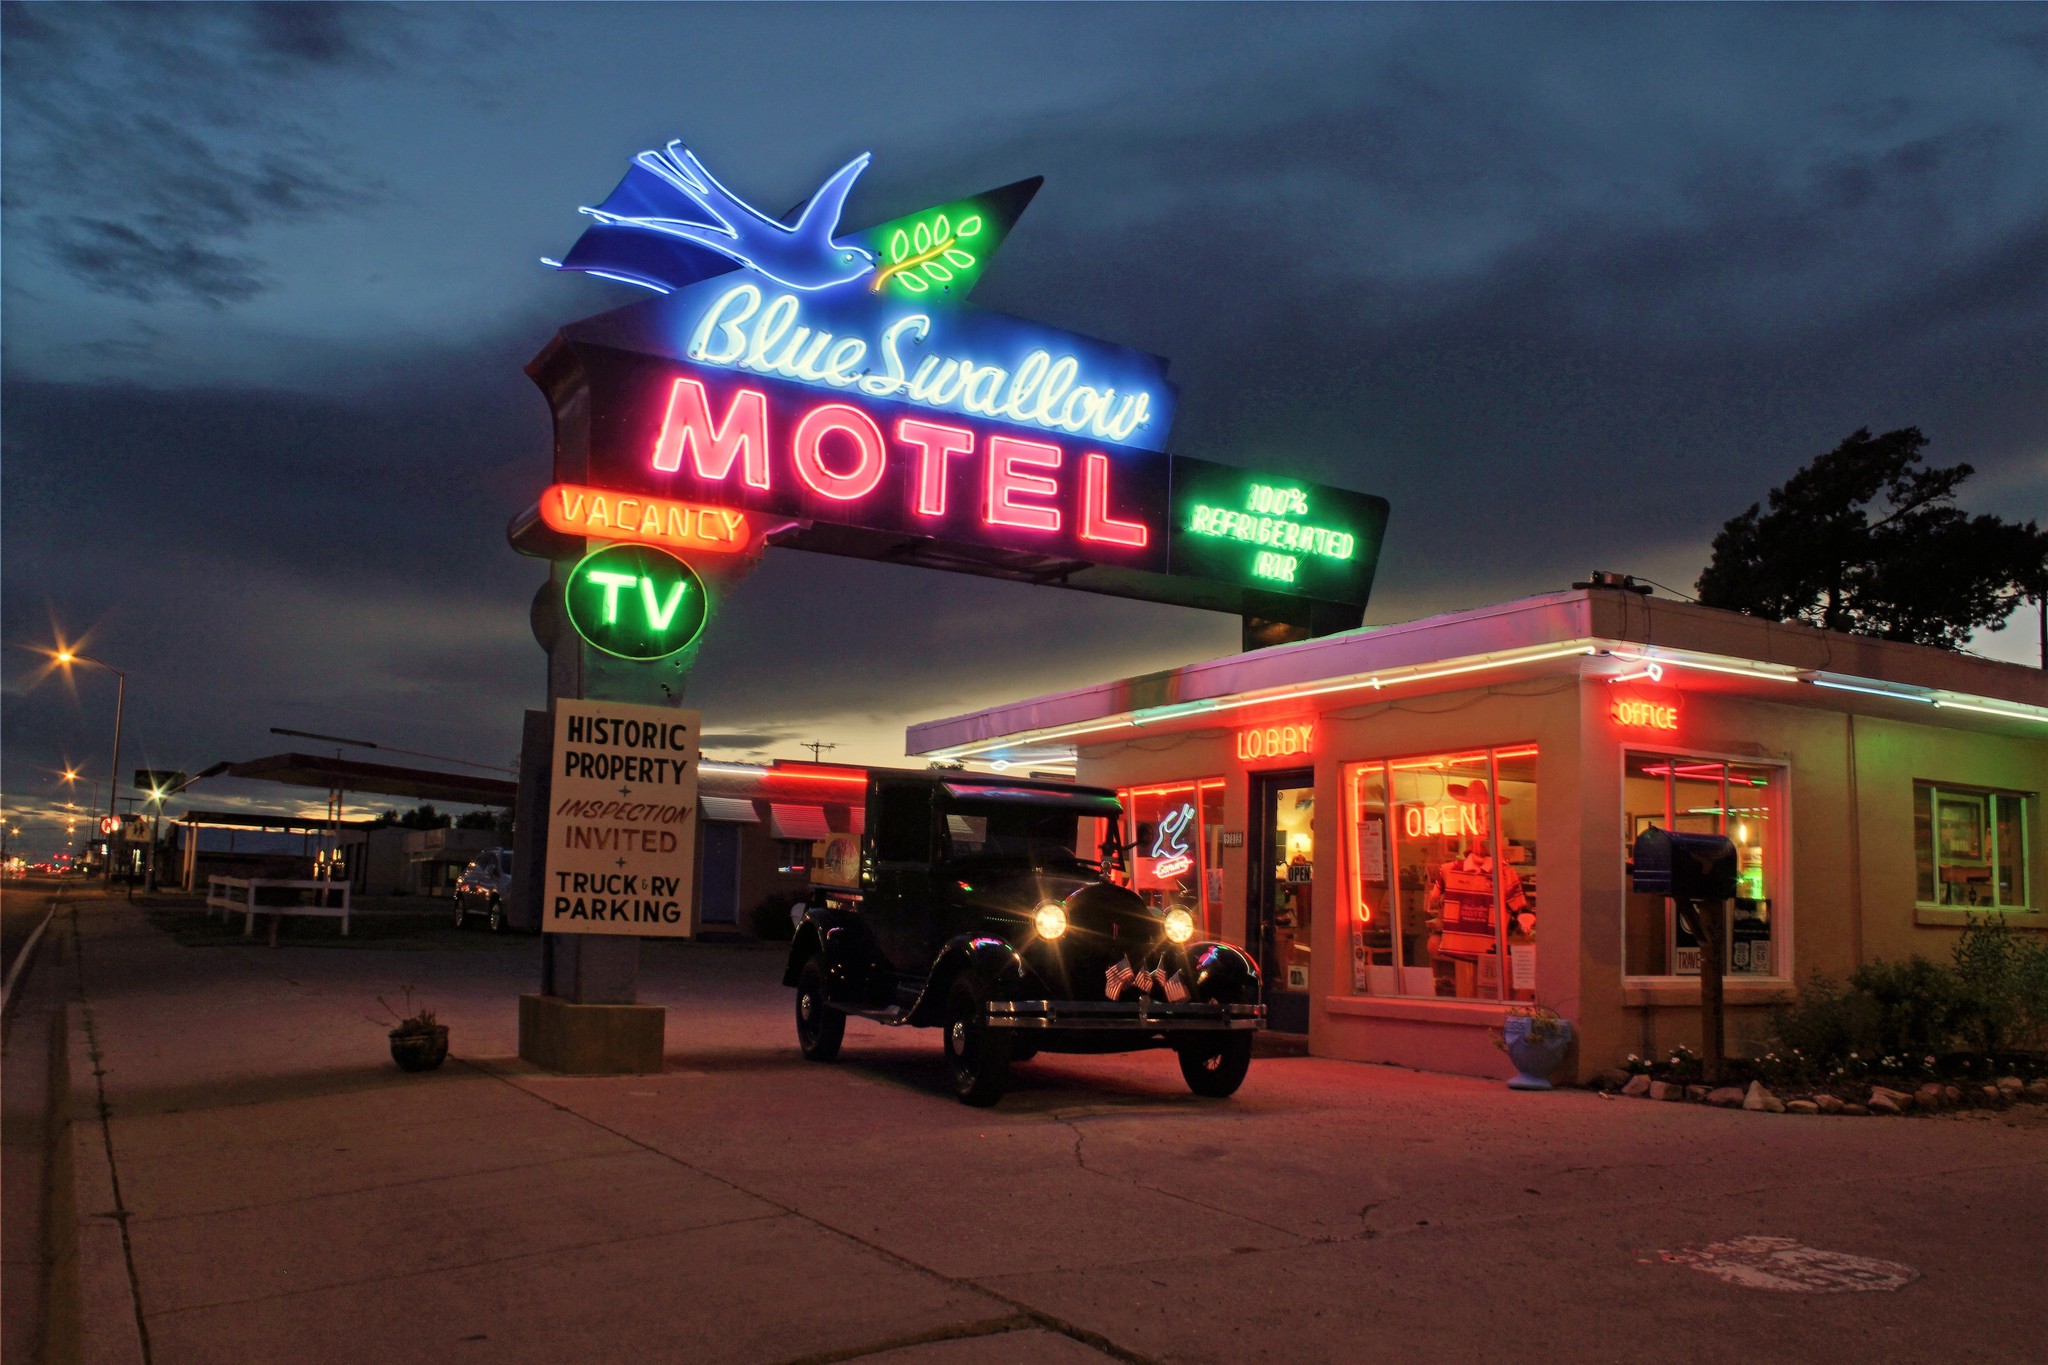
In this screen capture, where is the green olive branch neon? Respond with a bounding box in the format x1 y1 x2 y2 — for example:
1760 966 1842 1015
871 234 961 292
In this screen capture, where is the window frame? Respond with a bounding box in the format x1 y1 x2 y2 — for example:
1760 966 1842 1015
1620 742 1794 985
1914 780 2035 915
1341 743 1539 1002
1116 777 1227 936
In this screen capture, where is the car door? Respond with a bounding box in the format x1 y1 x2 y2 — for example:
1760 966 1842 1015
864 781 937 974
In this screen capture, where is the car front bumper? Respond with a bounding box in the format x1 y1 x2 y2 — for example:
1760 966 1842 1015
983 999 1265 1031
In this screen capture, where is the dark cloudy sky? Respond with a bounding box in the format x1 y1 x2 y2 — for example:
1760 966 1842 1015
4 3 2044 852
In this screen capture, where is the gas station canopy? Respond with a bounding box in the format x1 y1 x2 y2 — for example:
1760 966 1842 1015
222 753 517 807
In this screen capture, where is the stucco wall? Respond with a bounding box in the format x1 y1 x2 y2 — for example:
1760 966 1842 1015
1081 662 2045 1085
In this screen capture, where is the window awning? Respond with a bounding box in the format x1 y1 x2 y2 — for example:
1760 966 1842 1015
942 783 1122 816
770 804 833 840
699 796 761 824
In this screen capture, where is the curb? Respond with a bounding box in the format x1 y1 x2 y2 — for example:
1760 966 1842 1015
2 901 58 1014
47 1000 148 1365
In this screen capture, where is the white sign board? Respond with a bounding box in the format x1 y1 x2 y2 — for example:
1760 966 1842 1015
542 699 700 936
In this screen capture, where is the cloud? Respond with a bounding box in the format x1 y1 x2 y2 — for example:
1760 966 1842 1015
0 3 404 305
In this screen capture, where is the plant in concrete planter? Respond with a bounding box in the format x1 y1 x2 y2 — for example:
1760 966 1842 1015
381 989 449 1073
1495 1005 1573 1091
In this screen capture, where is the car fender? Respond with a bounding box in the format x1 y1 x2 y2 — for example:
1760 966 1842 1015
783 906 868 988
906 935 1030 1027
1186 941 1261 1004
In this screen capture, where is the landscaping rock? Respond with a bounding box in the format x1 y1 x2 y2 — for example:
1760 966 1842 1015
1815 1094 1845 1114
1650 1080 1687 1102
1995 1076 2025 1097
1982 1085 2007 1107
1742 1081 1772 1111
1786 1100 1821 1115
1916 1084 1947 1112
1622 1074 1652 1098
2026 1079 2048 1102
1869 1094 1904 1116
1685 1085 1712 1103
1870 1086 1916 1112
1762 1095 1786 1113
1841 1103 1870 1116
1707 1086 1746 1108
1943 1085 1963 1107
1589 1068 1631 1093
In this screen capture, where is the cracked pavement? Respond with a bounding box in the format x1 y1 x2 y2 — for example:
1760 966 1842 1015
52 897 2048 1363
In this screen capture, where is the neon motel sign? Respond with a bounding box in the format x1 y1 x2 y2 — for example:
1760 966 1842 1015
525 137 1392 635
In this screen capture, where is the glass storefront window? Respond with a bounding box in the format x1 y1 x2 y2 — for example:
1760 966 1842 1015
1914 783 2033 910
1623 752 1785 977
1119 779 1227 936
1345 745 1538 1001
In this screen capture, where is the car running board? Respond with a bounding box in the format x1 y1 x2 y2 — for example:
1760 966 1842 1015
842 1005 910 1026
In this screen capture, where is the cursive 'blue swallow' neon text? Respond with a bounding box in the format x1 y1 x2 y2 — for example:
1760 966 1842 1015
685 283 1153 444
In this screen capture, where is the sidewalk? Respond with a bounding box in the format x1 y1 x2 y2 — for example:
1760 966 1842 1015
45 894 2048 1364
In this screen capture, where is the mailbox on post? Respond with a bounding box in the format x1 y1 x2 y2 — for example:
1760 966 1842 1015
1630 827 1738 1083
1629 827 1736 902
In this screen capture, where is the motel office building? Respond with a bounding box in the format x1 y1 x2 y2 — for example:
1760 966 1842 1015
908 588 2047 1081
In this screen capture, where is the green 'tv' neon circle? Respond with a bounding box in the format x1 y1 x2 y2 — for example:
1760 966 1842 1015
564 542 708 661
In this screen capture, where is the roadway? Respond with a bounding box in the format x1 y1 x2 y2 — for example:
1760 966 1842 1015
34 894 2048 1364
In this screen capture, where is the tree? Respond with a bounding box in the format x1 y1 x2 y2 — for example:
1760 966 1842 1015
1698 428 2046 661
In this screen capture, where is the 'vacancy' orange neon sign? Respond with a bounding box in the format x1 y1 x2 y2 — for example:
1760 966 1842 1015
541 484 750 554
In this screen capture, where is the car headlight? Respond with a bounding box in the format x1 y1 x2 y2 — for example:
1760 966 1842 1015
1034 902 1068 939
1163 908 1196 944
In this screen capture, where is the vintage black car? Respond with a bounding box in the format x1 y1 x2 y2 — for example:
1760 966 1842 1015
784 771 1264 1105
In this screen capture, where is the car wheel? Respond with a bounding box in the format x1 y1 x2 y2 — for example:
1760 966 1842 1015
794 955 845 1062
453 898 467 929
488 899 504 933
1176 1031 1253 1098
943 976 1009 1107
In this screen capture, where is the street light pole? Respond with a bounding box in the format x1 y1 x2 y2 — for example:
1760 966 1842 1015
54 649 128 885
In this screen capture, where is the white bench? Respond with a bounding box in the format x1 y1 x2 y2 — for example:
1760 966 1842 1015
205 876 351 946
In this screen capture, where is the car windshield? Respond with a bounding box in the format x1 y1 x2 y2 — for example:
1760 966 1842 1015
942 803 1094 869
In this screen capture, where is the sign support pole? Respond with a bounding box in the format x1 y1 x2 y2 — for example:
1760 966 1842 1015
510 518 771 1074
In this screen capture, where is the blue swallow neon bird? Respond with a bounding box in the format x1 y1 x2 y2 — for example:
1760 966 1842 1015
566 141 875 293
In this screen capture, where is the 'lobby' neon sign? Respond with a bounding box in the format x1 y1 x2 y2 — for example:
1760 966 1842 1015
1237 722 1314 761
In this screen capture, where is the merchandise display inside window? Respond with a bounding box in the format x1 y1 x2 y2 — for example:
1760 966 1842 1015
1914 783 2032 910
1623 753 1783 977
1346 746 1538 1001
1118 780 1227 936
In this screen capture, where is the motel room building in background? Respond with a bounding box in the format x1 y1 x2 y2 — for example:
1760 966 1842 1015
907 586 2048 1082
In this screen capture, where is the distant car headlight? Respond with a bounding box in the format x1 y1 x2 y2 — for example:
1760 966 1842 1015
1163 908 1196 944
1034 902 1068 939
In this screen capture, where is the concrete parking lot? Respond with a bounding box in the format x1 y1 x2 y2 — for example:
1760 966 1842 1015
16 895 2048 1363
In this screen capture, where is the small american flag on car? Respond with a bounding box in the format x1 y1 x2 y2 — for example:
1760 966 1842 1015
1162 971 1190 1003
1104 956 1135 999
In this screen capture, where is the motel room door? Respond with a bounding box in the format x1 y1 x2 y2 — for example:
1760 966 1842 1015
698 823 741 928
1250 768 1316 1034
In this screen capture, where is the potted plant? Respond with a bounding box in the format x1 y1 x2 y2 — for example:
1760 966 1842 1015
381 990 449 1072
1495 1004 1573 1091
